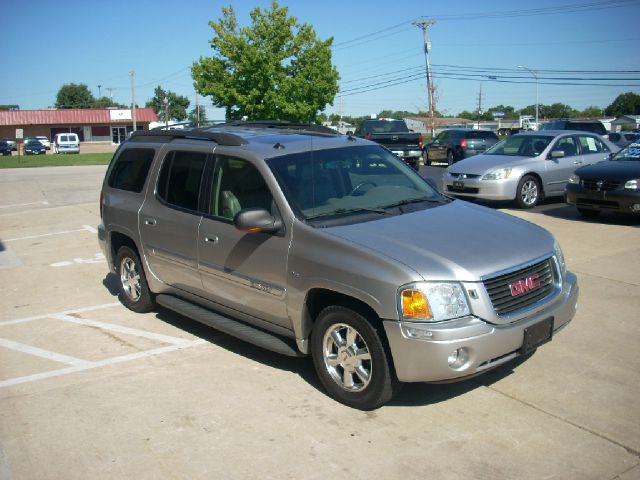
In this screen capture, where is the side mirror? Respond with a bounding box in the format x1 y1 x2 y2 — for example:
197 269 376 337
550 150 565 159
234 208 282 234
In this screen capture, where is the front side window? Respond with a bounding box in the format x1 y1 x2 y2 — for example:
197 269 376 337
209 156 273 220
552 136 578 157
156 151 206 211
108 148 155 193
268 145 446 225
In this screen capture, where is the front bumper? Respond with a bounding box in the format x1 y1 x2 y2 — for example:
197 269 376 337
383 271 578 382
565 184 640 214
443 173 519 201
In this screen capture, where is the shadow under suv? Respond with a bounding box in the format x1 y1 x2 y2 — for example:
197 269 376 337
98 121 578 409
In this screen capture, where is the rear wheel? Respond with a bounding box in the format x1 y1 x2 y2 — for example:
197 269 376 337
311 306 401 410
515 175 541 209
446 150 454 166
115 246 155 313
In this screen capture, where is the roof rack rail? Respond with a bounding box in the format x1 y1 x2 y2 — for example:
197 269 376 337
130 128 247 146
214 120 339 136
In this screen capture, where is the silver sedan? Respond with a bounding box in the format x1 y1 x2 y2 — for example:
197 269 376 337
442 130 617 208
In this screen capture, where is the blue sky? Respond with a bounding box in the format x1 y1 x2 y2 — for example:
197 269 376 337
1 0 639 119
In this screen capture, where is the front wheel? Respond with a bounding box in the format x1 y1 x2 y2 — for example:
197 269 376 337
446 150 454 166
515 175 541 209
311 306 401 410
115 246 155 313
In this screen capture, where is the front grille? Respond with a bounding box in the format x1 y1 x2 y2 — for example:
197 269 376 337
447 185 479 194
483 258 555 316
450 173 481 179
582 179 620 191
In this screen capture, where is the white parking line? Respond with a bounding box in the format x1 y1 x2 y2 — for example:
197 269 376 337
0 340 207 388
4 228 90 242
0 338 92 367
0 302 208 388
0 200 49 209
49 313 193 346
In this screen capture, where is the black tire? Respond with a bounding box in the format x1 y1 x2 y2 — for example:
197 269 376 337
515 175 541 209
577 208 601 219
115 246 155 313
446 150 454 166
311 306 402 410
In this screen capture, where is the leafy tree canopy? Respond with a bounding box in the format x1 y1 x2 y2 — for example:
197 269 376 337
604 92 640 117
94 96 126 109
192 1 339 122
55 83 95 109
145 86 191 122
188 105 208 125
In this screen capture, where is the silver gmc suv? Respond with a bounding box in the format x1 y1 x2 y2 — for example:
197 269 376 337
98 122 579 410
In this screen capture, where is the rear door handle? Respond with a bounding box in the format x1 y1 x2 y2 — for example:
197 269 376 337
573 161 583 165
144 218 157 226
204 235 219 244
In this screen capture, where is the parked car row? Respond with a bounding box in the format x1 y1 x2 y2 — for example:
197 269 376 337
0 133 80 156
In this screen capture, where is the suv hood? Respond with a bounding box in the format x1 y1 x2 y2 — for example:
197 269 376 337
449 154 532 175
325 200 554 282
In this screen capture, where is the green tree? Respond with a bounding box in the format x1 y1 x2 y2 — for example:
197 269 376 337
145 86 191 122
55 83 96 108
577 106 603 118
94 96 126 108
192 1 339 122
604 92 640 117
187 105 208 125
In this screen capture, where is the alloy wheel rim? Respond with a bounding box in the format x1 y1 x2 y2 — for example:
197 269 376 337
521 180 538 205
120 257 141 301
322 323 372 392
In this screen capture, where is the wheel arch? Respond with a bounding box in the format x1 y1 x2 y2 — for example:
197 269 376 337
521 171 546 199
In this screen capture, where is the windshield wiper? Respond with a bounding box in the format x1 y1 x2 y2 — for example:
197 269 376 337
306 207 393 220
383 197 444 210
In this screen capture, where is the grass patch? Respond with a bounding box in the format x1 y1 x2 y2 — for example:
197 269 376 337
0 152 113 168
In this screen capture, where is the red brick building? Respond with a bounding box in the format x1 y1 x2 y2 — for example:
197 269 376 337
0 108 158 144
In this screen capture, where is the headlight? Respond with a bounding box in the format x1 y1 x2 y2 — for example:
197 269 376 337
482 168 512 180
624 179 639 190
554 240 566 274
569 174 580 184
399 282 470 322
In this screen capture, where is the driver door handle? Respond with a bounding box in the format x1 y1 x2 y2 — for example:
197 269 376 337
144 218 157 226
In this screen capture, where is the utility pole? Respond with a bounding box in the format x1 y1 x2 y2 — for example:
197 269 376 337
415 20 436 137
129 71 137 133
98 84 102 98
106 87 114 102
195 91 200 127
476 83 484 129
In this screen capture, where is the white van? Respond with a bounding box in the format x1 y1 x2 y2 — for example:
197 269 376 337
53 133 80 154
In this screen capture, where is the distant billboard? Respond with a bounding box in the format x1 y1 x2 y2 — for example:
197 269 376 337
492 111 505 118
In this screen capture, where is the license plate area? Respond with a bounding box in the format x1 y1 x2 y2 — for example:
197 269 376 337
453 180 465 189
520 317 554 355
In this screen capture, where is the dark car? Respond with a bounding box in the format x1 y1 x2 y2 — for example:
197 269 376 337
566 142 640 218
608 131 640 149
425 129 499 166
540 120 608 137
0 138 17 151
0 140 12 156
24 139 46 155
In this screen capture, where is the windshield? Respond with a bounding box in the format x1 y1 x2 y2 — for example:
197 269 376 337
268 145 446 224
612 143 640 161
485 135 553 157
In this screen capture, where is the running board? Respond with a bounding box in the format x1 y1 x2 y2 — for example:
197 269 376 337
156 294 302 357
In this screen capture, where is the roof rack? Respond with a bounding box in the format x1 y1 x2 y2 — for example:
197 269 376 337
129 128 247 146
212 120 339 136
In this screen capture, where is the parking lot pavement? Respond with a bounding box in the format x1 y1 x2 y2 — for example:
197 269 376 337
1 166 639 479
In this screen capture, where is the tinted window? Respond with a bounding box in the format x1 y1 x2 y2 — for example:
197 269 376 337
552 136 578 157
157 151 206 211
108 148 155 193
363 120 409 134
466 131 498 140
209 156 273 220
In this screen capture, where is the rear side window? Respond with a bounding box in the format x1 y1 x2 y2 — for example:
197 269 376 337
108 148 155 193
577 135 609 153
157 151 207 212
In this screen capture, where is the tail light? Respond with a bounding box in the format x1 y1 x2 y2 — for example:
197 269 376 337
366 132 372 140
418 133 424 150
460 138 468 149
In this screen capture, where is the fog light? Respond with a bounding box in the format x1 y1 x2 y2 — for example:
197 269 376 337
447 347 469 369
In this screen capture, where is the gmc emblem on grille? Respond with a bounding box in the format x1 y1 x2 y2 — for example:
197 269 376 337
509 274 541 297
